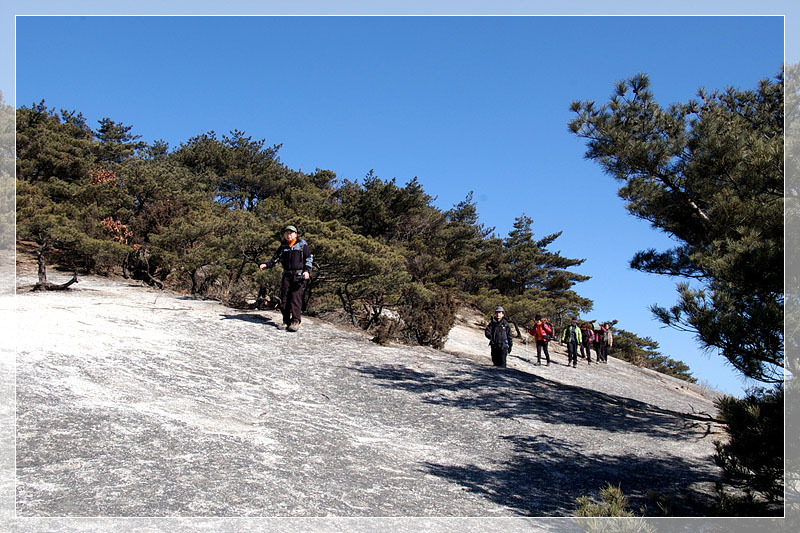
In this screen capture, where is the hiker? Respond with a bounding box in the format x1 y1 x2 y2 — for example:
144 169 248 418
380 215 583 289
592 322 605 363
485 306 513 368
560 318 582 368
579 322 595 364
600 322 614 364
260 225 313 332
528 314 553 366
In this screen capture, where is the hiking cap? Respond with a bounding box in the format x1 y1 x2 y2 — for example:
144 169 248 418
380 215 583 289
283 225 298 233
495 306 505 313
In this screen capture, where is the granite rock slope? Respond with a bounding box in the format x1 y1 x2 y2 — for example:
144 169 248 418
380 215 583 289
14 273 723 517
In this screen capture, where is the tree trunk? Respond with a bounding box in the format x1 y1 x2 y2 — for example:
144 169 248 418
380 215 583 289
32 268 79 291
36 248 48 285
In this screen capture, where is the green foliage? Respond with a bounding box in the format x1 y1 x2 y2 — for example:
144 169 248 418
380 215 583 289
336 171 439 244
16 102 95 185
0 93 13 251
575 485 667 532
294 217 411 327
576 483 635 517
149 204 228 294
95 117 146 164
713 386 784 509
612 328 696 383
436 192 495 294
398 283 458 349
174 130 288 212
570 71 784 384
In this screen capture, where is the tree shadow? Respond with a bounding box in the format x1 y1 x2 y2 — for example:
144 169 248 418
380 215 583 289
351 363 715 440
352 362 720 515
420 434 718 516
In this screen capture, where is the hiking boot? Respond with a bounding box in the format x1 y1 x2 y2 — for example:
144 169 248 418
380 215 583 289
287 320 300 332
573 363 577 368
545 362 550 366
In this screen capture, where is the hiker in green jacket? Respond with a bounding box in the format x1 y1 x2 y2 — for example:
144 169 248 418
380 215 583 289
561 318 582 368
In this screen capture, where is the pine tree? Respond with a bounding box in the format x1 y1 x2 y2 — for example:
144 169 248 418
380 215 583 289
95 117 146 164
570 72 784 384
487 215 592 331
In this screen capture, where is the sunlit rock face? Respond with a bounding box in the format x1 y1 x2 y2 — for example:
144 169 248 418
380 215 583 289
14 274 720 517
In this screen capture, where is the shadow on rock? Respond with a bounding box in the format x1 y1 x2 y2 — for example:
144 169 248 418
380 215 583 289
220 313 282 329
420 434 717 516
351 363 715 440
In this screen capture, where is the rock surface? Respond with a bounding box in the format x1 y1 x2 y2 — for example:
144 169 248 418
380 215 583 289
14 272 723 519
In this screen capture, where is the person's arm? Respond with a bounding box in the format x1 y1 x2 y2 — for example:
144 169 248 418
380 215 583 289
260 244 282 270
302 242 313 279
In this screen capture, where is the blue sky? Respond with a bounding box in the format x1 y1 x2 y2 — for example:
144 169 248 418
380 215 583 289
7 6 792 396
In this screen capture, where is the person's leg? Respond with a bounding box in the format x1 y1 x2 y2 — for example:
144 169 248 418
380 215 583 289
288 279 304 324
569 342 578 366
279 274 292 326
542 341 550 364
491 347 503 367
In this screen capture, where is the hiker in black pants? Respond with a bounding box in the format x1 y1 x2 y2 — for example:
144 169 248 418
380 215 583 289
579 322 595 364
485 306 513 368
592 323 605 363
560 318 582 368
527 314 553 366
260 225 313 332
599 323 613 363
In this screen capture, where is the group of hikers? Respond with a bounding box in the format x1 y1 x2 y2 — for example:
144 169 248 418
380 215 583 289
484 306 614 369
259 224 614 373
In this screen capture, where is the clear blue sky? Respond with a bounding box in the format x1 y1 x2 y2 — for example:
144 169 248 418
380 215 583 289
8 8 791 396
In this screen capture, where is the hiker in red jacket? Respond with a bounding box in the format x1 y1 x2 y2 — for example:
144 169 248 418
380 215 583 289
528 314 553 366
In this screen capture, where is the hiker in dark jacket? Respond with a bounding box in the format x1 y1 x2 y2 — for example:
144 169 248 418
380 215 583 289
560 318 582 368
260 225 313 332
592 322 605 363
580 322 595 364
485 306 513 368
